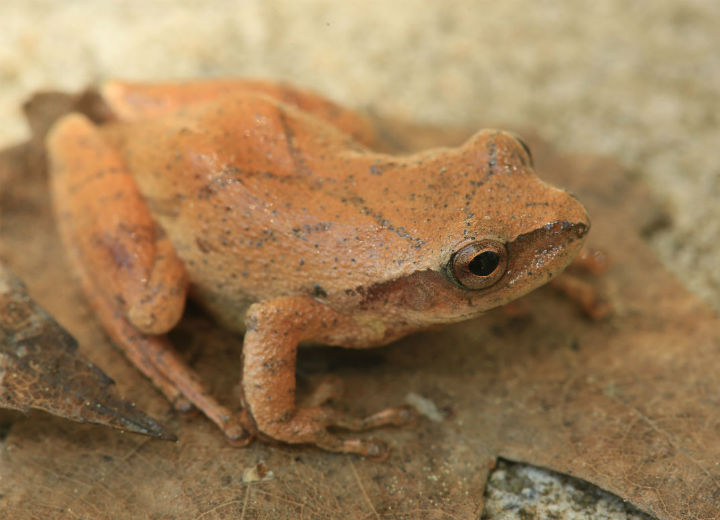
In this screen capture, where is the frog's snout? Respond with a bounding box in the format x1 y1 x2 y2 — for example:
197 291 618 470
541 219 588 244
566 219 589 239
555 190 591 240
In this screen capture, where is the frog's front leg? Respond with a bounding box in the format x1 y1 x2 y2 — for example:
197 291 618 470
550 247 611 320
243 297 415 456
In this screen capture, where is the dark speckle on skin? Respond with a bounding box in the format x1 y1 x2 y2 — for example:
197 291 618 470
196 237 214 254
312 284 328 298
369 162 397 176
107 241 132 269
487 140 497 171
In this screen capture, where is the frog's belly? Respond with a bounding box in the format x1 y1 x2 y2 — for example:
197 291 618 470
188 284 255 334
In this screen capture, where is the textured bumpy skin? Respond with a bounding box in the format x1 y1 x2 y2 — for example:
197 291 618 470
47 79 589 455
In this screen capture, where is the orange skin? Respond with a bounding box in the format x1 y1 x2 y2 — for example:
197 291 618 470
47 79 589 456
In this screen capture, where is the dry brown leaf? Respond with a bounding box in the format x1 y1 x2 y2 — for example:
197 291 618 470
0 91 718 519
0 263 173 439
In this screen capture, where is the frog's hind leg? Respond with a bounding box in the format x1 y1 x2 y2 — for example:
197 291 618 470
48 113 187 336
88 281 247 441
47 113 247 441
78 278 247 441
100 79 378 147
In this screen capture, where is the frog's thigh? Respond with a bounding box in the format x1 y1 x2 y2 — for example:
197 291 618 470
101 79 377 146
48 115 249 438
47 113 187 335
243 297 412 455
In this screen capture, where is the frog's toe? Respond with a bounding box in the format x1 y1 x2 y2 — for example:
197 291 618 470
550 273 612 320
171 395 194 413
302 375 345 407
315 435 388 459
325 405 418 431
254 407 398 456
220 415 252 445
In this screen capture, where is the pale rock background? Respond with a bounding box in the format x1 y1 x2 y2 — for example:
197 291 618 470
1 1 718 517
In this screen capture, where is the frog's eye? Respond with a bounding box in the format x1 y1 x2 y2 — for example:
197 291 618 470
449 240 508 290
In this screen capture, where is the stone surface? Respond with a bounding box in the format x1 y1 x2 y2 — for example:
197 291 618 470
484 461 654 520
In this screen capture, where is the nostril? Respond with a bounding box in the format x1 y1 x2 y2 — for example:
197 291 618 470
575 222 590 238
544 220 588 235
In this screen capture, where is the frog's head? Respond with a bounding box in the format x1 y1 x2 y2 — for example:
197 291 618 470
448 130 589 301
376 130 590 326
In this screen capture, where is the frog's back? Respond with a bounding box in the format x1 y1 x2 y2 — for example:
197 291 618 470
108 93 429 319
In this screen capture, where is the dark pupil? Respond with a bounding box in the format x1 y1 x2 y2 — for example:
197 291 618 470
468 251 500 277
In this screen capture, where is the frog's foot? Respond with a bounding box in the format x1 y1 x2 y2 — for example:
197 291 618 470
122 330 250 444
80 277 251 443
551 246 612 320
572 247 610 275
258 405 417 457
85 282 251 443
65 259 250 443
551 273 611 320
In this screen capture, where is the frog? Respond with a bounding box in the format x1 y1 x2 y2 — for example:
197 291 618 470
46 79 590 456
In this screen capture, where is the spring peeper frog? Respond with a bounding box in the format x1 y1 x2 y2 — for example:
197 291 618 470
47 79 589 456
